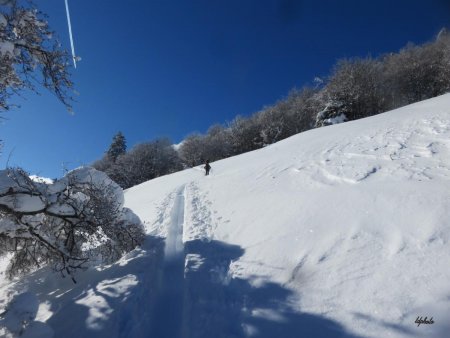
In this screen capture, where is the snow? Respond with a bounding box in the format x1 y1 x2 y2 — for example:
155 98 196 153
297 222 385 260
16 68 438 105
0 292 54 338
66 166 125 208
0 13 7 26
172 141 184 151
325 113 347 125
0 194 46 212
0 170 29 194
0 167 124 216
0 40 14 56
29 175 54 184
1 94 450 337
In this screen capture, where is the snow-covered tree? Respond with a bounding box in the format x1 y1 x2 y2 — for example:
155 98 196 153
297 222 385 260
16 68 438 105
0 167 144 281
383 34 450 106
282 87 319 133
228 115 263 154
203 125 233 162
178 134 207 167
107 132 127 162
93 136 183 189
0 0 73 112
91 155 114 173
257 106 289 146
108 138 182 189
315 58 386 127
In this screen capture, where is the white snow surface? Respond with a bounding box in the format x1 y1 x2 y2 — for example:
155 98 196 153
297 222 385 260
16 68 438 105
325 113 348 125
1 94 450 337
29 175 54 184
0 13 7 27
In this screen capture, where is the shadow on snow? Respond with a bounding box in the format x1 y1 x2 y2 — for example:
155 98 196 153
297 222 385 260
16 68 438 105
181 239 363 338
8 235 165 338
7 237 365 338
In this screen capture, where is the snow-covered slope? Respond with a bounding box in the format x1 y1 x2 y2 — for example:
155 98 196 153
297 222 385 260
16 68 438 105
2 94 450 338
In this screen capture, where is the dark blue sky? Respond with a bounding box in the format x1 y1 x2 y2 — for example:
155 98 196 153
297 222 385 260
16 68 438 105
1 0 449 178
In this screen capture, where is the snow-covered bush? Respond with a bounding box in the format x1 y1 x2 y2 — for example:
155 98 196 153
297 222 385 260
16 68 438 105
315 100 348 127
0 167 144 282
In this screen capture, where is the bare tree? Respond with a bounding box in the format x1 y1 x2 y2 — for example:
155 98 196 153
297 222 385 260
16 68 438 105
383 35 450 106
92 155 114 173
203 125 233 161
111 138 182 188
283 87 319 133
316 58 386 127
0 0 73 112
228 115 263 154
179 134 207 167
257 105 292 146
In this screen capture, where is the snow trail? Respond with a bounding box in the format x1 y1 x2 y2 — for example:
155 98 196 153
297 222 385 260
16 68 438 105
150 185 186 338
164 186 186 259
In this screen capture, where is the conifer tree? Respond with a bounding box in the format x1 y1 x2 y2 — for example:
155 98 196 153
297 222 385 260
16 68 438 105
107 132 127 162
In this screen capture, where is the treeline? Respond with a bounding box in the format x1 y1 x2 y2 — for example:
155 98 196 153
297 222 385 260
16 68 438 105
93 30 450 188
179 29 450 165
92 133 183 189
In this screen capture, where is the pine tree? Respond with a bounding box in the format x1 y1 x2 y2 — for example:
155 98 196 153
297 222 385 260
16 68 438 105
107 132 127 162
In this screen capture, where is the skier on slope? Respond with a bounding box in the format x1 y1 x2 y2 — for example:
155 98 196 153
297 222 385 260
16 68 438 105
204 160 211 176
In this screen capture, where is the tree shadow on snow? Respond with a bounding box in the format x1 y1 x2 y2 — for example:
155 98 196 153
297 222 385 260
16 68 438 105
8 235 165 338
183 239 364 338
7 237 366 338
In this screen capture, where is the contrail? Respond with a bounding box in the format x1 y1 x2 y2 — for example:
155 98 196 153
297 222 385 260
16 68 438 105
64 0 77 68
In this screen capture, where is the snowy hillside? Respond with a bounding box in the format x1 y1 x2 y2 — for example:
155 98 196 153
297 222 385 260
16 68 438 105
2 94 450 338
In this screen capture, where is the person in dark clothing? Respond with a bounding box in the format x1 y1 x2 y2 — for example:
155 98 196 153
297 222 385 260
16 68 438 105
204 160 211 176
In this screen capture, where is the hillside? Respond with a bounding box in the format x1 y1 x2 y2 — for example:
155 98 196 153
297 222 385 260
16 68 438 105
2 94 450 338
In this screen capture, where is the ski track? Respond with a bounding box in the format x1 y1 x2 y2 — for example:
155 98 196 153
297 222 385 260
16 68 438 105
150 185 186 338
150 182 248 338
184 181 218 242
150 190 178 237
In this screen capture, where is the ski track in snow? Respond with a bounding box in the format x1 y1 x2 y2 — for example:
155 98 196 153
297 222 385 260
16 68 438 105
150 182 240 338
184 181 218 242
151 182 362 338
150 190 178 237
151 183 246 338
150 185 186 338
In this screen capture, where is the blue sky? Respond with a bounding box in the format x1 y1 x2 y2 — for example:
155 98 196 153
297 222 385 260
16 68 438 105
1 0 449 178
